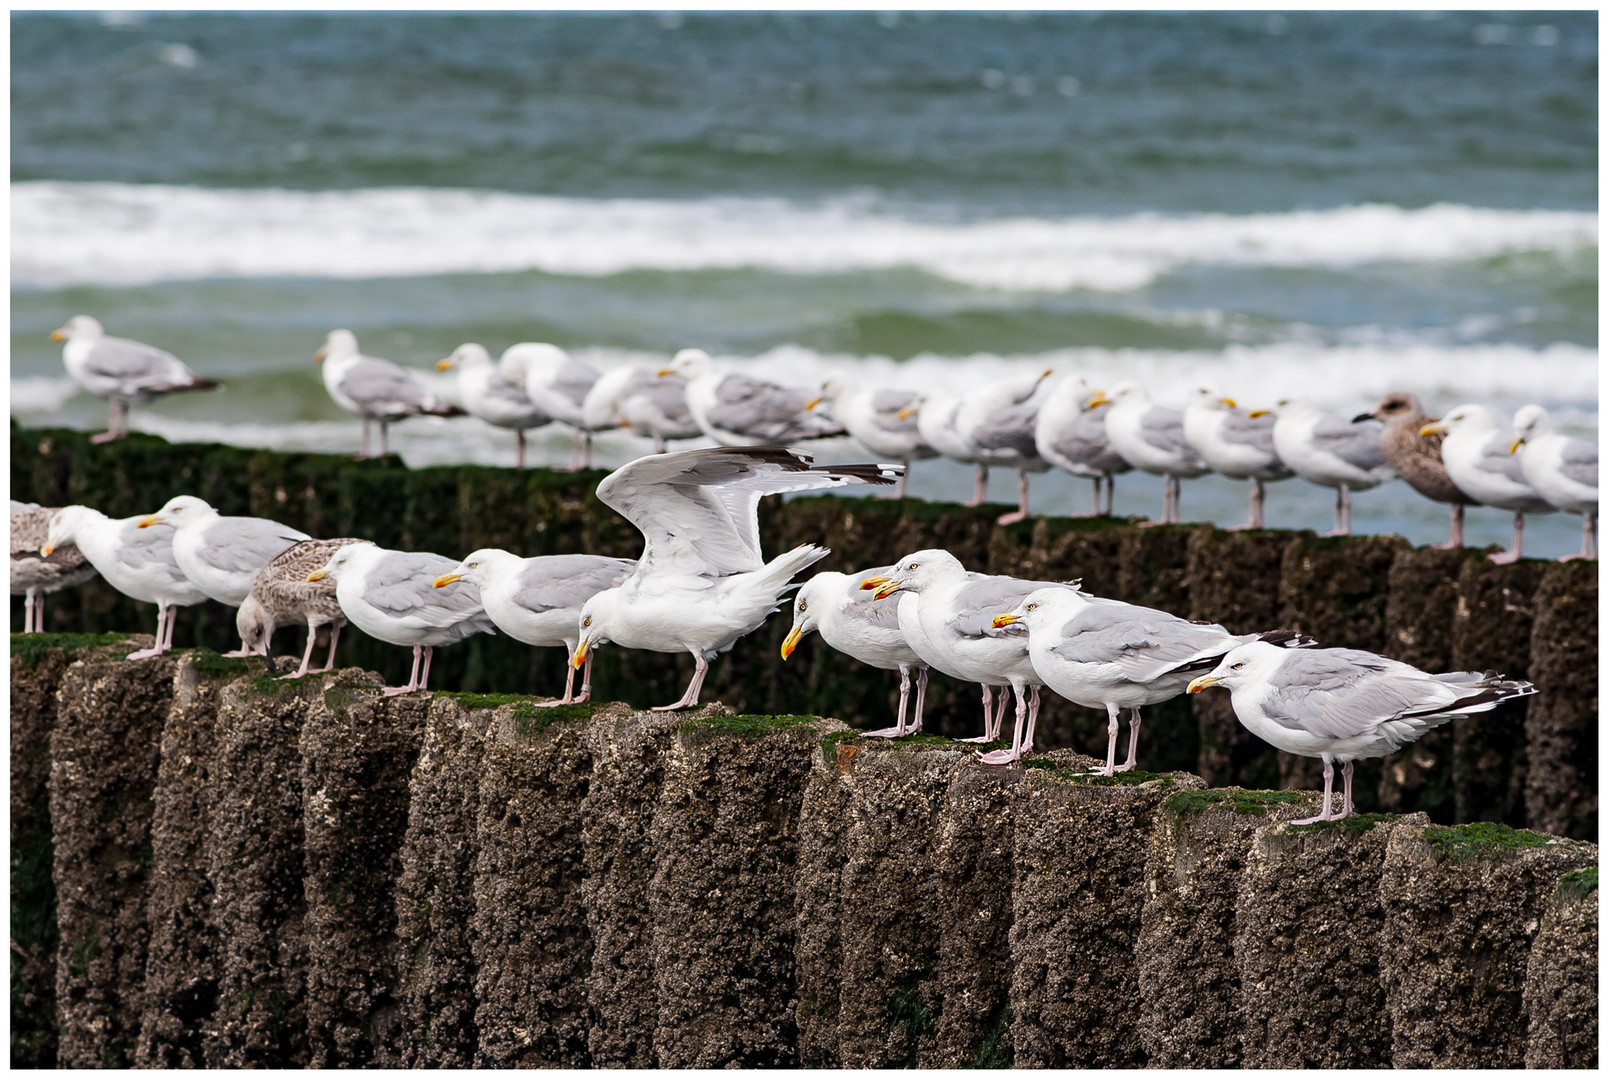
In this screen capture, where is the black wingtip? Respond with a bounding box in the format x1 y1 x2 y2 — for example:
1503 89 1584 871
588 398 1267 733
1258 629 1318 649
811 461 901 486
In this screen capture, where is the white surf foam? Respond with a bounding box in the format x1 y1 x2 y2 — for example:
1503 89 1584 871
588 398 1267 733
12 181 1598 291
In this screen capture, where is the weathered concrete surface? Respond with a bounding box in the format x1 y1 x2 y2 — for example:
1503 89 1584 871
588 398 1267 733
793 729 854 1067
1523 870 1599 1068
1381 823 1596 1068
1523 560 1598 839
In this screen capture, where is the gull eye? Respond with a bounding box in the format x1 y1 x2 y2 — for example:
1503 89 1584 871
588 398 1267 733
468 561 478 568
1232 662 1245 670
583 616 591 627
908 562 919 570
799 601 808 612
1026 603 1037 611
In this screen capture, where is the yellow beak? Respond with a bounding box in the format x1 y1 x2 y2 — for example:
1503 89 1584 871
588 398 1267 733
872 579 903 601
860 574 890 592
1187 674 1222 694
1509 437 1524 454
40 544 55 557
136 514 162 529
1086 391 1109 408
1419 421 1446 437
618 418 633 428
314 349 325 363
991 612 1020 629
656 367 675 377
307 569 329 582
1219 397 1237 408
436 359 456 372
1246 409 1269 419
780 625 803 659
433 573 462 588
571 640 588 669
50 330 65 342
896 406 918 421
804 397 822 411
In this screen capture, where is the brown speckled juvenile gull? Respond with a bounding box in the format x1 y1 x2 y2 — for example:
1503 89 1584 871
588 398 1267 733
237 538 366 679
1356 392 1474 548
11 500 97 633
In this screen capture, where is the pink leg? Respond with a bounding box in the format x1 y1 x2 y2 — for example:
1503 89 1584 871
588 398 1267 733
91 400 126 443
965 465 988 507
419 646 433 689
893 462 909 499
128 603 169 661
360 418 371 459
384 645 423 696
162 605 179 651
1095 702 1121 776
910 668 926 733
535 649 584 707
995 470 1030 526
578 652 594 702
1139 476 1173 528
863 664 914 737
1339 760 1356 818
584 431 594 469
1115 707 1143 772
380 421 391 457
1290 760 1336 824
316 624 342 672
1489 512 1524 565
1432 503 1464 550
515 429 527 469
977 682 1036 765
279 625 318 680
35 589 45 633
651 651 710 711
23 590 35 634
1228 478 1263 531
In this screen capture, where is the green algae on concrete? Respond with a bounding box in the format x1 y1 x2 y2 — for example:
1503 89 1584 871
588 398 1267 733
9 631 136 667
1421 821 1562 861
1553 865 1597 901
1162 788 1302 817
680 713 819 739
1280 812 1398 838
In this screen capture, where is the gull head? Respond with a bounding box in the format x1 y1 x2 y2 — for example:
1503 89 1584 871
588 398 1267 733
573 589 623 668
663 348 713 381
52 314 104 343
869 548 965 599
139 494 216 530
316 328 359 364
783 571 847 659
308 541 375 583
235 595 278 673
1188 385 1238 413
1357 392 1425 425
433 547 515 590
1187 640 1287 694
1508 403 1551 453
42 505 101 557
438 342 492 372
1418 402 1496 441
1042 374 1092 408
990 586 1083 633
810 373 854 411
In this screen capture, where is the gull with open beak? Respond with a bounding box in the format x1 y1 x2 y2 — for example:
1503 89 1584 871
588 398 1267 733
437 343 551 467
1188 640 1534 824
1182 386 1291 530
434 549 635 706
1420 404 1554 564
1510 403 1598 561
782 567 929 737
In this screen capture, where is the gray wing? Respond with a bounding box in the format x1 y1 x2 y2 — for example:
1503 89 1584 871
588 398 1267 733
1220 409 1278 454
339 356 433 411
116 519 185 571
511 555 636 613
708 374 843 441
636 376 694 422
199 517 312 575
971 401 1041 456
870 389 922 435
1050 606 1233 680
1559 436 1598 488
1139 404 1198 459
1311 415 1389 471
1259 648 1449 740
484 371 545 412
840 592 905 632
364 551 484 619
88 335 196 390
550 356 601 408
1475 432 1530 483
950 575 1071 637
1052 405 1131 474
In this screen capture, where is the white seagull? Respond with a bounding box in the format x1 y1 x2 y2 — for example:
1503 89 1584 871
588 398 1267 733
993 587 1302 775
665 349 845 447
500 342 606 469
1034 376 1132 517
315 329 458 458
43 506 209 660
1094 381 1210 526
437 343 551 467
309 542 495 696
867 549 1075 765
433 549 636 706
1511 404 1598 561
1182 386 1292 530
580 365 701 453
1261 397 1394 536
913 390 992 505
12 501 98 633
572 447 899 711
52 315 221 443
809 375 935 498
235 537 362 679
955 369 1054 525
781 566 929 737
1188 641 1535 823
1420 404 1553 564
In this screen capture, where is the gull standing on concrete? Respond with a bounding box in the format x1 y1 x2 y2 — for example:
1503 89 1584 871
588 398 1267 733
236 537 364 679
12 501 98 633
43 506 209 660
1511 404 1598 561
1183 387 1291 530
138 495 312 655
1188 641 1535 823
809 375 935 498
781 566 929 737
501 342 606 469
1356 392 1475 549
437 343 551 467
914 390 992 505
1035 376 1131 517
666 349 846 447
581 366 701 453
309 542 495 696
572 447 898 711
866 549 1074 763
316 329 459 458
434 549 636 706
1096 382 1209 526
956 369 1054 525
993 588 1304 774
1420 404 1553 564
52 315 221 443
1261 397 1394 536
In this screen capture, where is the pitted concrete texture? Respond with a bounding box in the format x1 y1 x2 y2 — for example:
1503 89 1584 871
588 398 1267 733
1523 873 1599 1068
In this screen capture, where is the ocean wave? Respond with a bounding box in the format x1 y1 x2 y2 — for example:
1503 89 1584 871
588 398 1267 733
12 181 1598 292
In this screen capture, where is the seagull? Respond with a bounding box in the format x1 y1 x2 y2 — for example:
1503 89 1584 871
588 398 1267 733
1420 404 1553 564
1356 392 1475 549
1034 376 1131 517
572 447 899 711
913 390 992 505
781 566 929 737
235 537 363 679
665 349 845 447
866 549 1075 765
808 375 935 498
1188 640 1535 824
1511 404 1598 561
436 343 551 468
1260 397 1394 536
500 342 606 469
433 549 636 706
308 542 495 696
11 501 97 633
315 329 459 459
580 365 701 453
955 369 1054 525
1182 386 1291 530
51 315 221 443
992 587 1304 775
138 495 312 656
1094 381 1210 526
42 506 209 660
